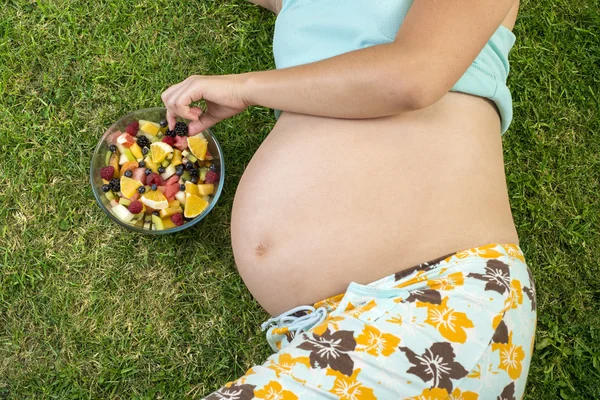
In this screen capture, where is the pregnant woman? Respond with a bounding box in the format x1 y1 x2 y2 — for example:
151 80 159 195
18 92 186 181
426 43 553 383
162 0 537 398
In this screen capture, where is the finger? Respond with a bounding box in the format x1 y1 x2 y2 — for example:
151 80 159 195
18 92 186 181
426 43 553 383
171 92 201 122
165 109 177 130
188 113 219 135
189 106 203 119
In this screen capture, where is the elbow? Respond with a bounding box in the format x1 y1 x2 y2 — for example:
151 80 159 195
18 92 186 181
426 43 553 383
392 77 441 112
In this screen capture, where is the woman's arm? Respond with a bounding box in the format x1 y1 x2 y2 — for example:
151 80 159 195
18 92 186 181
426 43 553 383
242 0 517 118
162 0 516 131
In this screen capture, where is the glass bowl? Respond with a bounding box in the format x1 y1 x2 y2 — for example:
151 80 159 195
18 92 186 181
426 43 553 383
90 107 225 234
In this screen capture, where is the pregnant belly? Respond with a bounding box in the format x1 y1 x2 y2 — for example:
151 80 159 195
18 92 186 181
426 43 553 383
231 93 518 315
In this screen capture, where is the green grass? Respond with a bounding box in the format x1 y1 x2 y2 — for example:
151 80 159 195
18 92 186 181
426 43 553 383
0 0 598 398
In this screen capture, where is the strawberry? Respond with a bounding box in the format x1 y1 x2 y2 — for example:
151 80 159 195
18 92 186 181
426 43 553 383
170 213 184 226
125 121 139 136
162 136 175 146
165 175 180 186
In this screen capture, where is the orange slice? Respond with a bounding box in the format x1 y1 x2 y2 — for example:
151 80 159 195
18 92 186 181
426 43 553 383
184 194 208 218
150 142 173 164
187 136 208 160
141 190 169 210
185 181 199 197
120 176 143 198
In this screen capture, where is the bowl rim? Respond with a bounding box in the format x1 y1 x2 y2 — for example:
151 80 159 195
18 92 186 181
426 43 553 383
90 107 225 235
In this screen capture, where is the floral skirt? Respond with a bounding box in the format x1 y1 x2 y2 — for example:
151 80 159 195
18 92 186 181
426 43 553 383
205 243 537 400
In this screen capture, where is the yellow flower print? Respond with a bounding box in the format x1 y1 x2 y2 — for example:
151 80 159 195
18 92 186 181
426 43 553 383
267 353 311 378
355 325 400 357
450 388 479 400
417 297 474 343
387 315 403 325
492 332 525 380
455 244 503 259
427 272 465 291
408 387 449 400
254 380 298 400
507 279 523 310
272 327 289 336
348 300 377 319
312 315 345 335
395 270 428 289
314 293 345 312
327 368 376 400
501 244 525 262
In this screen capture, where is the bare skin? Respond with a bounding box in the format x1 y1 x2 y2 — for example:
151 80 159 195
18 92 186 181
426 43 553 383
163 0 521 315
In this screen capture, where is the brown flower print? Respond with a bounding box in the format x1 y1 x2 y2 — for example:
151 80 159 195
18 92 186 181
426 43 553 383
492 320 509 344
467 259 511 295
497 382 516 400
205 383 256 400
399 342 468 392
405 289 442 305
395 252 454 281
297 328 357 376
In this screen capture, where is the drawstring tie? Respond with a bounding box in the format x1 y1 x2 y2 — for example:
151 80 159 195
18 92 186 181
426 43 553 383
261 305 328 351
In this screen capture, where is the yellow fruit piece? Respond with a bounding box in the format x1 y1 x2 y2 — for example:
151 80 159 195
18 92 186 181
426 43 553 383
171 149 183 167
120 176 143 198
159 206 183 218
130 142 143 159
197 184 214 196
102 179 110 184
162 217 176 229
187 136 208 161
184 194 208 218
168 200 181 208
140 121 160 136
144 156 159 173
120 160 139 177
151 142 173 164
141 190 169 210
109 153 120 177
185 181 200 197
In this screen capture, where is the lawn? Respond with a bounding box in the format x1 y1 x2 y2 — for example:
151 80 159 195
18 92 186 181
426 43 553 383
0 0 599 398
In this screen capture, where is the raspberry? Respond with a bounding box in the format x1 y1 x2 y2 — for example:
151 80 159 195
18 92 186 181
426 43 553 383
170 213 184 226
162 136 175 146
146 173 163 187
205 170 219 184
100 166 115 181
125 121 139 136
128 201 143 214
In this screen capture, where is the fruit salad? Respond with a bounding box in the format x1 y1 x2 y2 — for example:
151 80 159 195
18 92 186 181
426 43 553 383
98 119 220 230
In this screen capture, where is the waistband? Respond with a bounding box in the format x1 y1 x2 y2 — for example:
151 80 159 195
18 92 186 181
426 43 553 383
261 243 527 351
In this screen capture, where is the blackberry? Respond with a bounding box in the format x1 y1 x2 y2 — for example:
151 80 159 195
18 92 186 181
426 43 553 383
165 128 176 138
174 122 188 137
159 119 168 128
124 170 133 178
138 160 145 168
109 178 120 192
158 167 165 174
189 168 199 177
142 147 149 155
109 144 117 152
102 184 110 193
145 168 152 175
180 184 186 191
137 135 151 149
138 186 146 194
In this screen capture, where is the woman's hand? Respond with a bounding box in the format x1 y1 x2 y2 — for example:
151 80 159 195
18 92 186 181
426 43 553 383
161 74 250 135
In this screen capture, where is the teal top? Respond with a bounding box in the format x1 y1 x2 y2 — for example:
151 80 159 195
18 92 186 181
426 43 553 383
273 0 516 134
